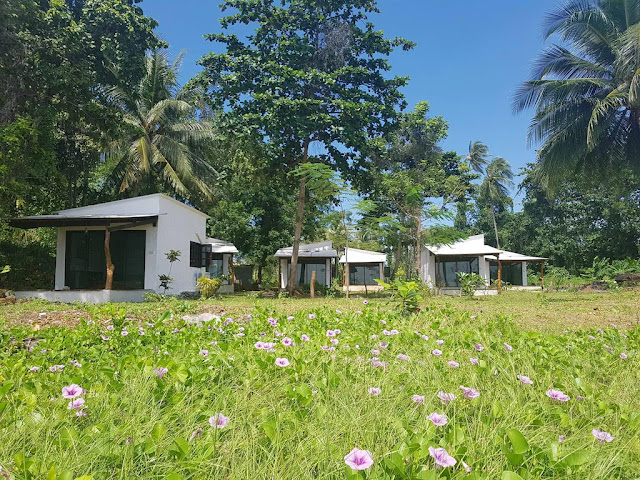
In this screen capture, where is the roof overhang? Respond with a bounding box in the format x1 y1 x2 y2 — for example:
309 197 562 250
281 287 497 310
9 214 159 229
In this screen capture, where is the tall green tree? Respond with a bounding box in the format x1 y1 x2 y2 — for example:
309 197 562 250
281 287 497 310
106 51 218 199
478 157 514 249
515 0 640 191
465 140 489 174
196 0 414 293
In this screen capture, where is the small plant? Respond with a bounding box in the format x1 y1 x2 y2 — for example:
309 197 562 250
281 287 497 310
375 279 422 315
1 265 9 275
197 276 222 298
159 250 181 293
458 272 486 297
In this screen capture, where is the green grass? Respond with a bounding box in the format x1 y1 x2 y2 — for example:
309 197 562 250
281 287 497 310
0 296 639 479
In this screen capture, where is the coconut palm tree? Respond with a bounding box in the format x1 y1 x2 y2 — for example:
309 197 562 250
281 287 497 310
478 157 514 249
466 140 489 174
514 0 640 191
107 50 217 198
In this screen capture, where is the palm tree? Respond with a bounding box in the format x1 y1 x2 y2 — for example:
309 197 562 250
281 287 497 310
466 140 489 174
478 157 514 249
514 0 640 191
107 50 217 198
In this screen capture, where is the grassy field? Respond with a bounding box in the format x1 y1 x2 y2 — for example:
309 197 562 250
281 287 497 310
2 289 639 333
0 291 638 479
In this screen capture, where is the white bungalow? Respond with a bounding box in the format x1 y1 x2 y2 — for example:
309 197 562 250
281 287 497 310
204 238 239 294
421 234 547 295
10 194 238 302
339 248 387 292
275 241 338 289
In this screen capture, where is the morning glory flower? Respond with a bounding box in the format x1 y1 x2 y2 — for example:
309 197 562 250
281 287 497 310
592 429 614 444
470 358 479 365
282 337 294 346
62 384 84 399
412 395 425 404
432 349 442 356
275 357 290 367
209 413 230 429
437 391 456 404
473 343 484 351
460 386 480 399
67 398 85 411
620 353 628 359
153 367 168 379
308 314 316 320
448 360 460 368
546 389 570 402
368 387 382 396
428 446 456 468
517 375 533 385
344 447 373 470
504 343 513 351
29 367 39 372
428 412 448 427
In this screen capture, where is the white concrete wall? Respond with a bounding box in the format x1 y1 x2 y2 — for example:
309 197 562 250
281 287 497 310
16 290 149 303
479 256 490 285
154 196 207 294
421 248 437 287
522 261 528 286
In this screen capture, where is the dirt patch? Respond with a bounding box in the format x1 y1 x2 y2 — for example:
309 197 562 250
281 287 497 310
3 309 90 330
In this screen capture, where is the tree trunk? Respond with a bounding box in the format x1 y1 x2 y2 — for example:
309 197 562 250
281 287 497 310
491 204 500 249
415 210 422 282
257 264 263 285
286 139 310 294
104 228 115 290
310 270 316 299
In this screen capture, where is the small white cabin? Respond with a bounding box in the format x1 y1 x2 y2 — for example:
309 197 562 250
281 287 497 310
10 194 237 302
339 248 386 292
421 234 546 295
204 238 239 293
275 241 338 289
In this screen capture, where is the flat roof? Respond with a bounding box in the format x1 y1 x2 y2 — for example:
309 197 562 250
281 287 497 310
275 241 338 258
9 214 159 229
486 251 548 262
339 248 386 264
206 237 239 254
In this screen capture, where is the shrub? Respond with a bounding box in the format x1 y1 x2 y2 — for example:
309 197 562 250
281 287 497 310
457 272 486 297
375 279 422 315
197 276 222 298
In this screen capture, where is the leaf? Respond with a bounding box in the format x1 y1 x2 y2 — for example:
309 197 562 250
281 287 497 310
58 426 78 448
506 429 529 454
165 474 184 480
151 422 166 443
501 472 524 480
174 364 188 384
46 467 56 480
561 449 589 467
170 438 189 458
413 470 437 480
58 471 74 480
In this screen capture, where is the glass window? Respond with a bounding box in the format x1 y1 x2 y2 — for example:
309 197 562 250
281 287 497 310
437 256 479 287
208 253 224 278
348 264 381 285
288 259 327 286
489 262 523 286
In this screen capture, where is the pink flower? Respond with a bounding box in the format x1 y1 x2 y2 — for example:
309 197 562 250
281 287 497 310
504 343 513 351
344 447 374 470
29 367 39 372
412 395 425 404
153 367 168 378
368 387 382 396
106 325 114 331
326 329 336 337
363 300 368 305
301 334 310 341
209 413 230 429
308 314 316 320
473 343 484 351
592 429 614 444
102 335 110 341
121 329 129 336
558 435 566 443
620 353 628 359
282 337 294 346
428 412 448 427
61 384 84 399
437 391 456 404
371 349 380 355
470 358 479 365
379 342 388 348
432 349 442 356
330 338 339 345
138 329 144 336
517 375 533 385
200 349 209 357
546 389 570 402
436 339 444 345
287 316 294 321
67 398 85 411
421 335 429 341
397 354 410 361
275 357 290 367
462 461 471 473
460 386 479 399
428 446 456 468
254 341 265 349
447 360 459 368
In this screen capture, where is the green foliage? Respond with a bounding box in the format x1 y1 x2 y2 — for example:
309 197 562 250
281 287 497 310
1 265 9 275
165 250 182 264
196 276 223 298
457 272 486 297
581 256 640 281
375 279 423 314
158 274 173 293
514 0 640 192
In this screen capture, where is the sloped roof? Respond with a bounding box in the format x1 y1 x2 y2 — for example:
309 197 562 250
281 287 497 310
425 234 502 256
206 238 239 254
485 250 548 262
9 214 158 229
339 248 386 264
275 241 338 258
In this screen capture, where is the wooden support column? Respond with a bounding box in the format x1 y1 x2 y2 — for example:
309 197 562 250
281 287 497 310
104 227 115 290
310 270 316 299
496 254 502 294
345 262 350 299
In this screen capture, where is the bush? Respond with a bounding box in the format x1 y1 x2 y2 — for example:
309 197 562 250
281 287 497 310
375 279 422 315
457 272 486 297
197 276 222 298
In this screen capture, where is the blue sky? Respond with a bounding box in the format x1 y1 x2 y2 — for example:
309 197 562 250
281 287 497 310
144 0 559 208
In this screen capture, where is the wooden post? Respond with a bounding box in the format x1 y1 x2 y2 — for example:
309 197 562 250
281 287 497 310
104 227 115 290
310 270 316 299
435 256 441 291
497 254 502 294
230 254 235 288
541 261 545 290
345 262 350 299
